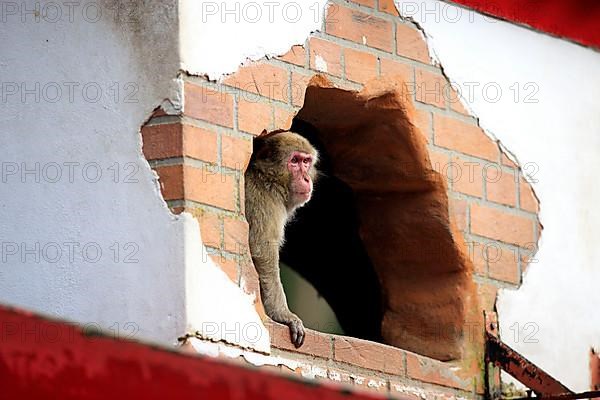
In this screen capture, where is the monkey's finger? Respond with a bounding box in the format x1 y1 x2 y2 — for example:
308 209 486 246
290 328 298 346
296 328 305 348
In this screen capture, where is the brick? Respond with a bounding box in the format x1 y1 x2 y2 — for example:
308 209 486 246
239 176 246 216
238 98 272 136
277 45 306 66
309 37 342 77
471 203 535 246
223 217 249 254
501 151 518 168
520 245 538 274
486 167 517 206
141 124 182 160
469 240 488 275
349 0 375 7
273 105 295 130
344 48 377 84
150 106 169 118
240 260 261 298
487 243 520 284
142 124 219 164
413 108 431 142
221 134 252 171
519 177 539 213
325 5 393 52
224 63 289 103
189 208 221 249
183 125 219 163
380 58 413 85
333 336 404 375
185 165 237 211
406 352 471 391
379 0 399 16
433 114 499 161
213 255 239 284
184 82 234 128
396 24 429 64
268 321 332 358
154 165 184 200
415 69 446 109
291 72 313 107
476 281 498 311
449 197 468 232
447 85 470 115
450 155 483 198
428 148 449 182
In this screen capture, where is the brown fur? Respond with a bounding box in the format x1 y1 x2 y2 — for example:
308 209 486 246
245 130 318 347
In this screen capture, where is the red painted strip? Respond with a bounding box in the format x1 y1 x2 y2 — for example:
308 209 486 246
0 305 389 400
448 0 600 50
592 349 600 392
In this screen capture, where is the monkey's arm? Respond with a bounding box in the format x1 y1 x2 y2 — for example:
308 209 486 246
251 240 305 348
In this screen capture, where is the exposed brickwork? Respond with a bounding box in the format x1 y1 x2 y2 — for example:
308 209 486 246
344 48 378 83
224 62 289 103
348 0 375 7
379 0 400 16
487 243 521 284
487 167 518 206
268 321 333 358
184 82 234 128
142 123 222 166
451 155 484 198
325 4 393 52
238 98 272 135
396 24 430 63
380 57 414 84
471 203 535 246
221 134 252 170
223 216 249 254
416 69 447 109
520 176 539 212
277 45 306 67
140 2 541 398
470 240 488 275
334 336 405 375
406 352 472 391
434 114 499 161
309 37 343 76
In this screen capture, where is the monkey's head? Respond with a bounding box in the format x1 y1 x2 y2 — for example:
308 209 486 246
251 130 319 210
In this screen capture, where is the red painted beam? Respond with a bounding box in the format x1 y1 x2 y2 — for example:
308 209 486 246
0 305 390 400
447 0 600 50
592 349 600 395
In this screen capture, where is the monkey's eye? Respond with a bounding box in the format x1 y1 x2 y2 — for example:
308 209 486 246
291 157 299 164
303 158 311 165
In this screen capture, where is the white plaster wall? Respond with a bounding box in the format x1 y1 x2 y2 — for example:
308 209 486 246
0 0 268 352
3 0 597 386
179 0 327 79
393 0 600 391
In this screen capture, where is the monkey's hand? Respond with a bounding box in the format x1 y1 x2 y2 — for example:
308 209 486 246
280 313 305 348
269 310 305 348
287 314 305 348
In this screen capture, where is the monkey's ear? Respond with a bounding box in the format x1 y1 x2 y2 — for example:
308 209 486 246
258 129 269 137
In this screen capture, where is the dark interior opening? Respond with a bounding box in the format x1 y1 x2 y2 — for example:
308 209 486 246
280 119 384 343
269 76 475 361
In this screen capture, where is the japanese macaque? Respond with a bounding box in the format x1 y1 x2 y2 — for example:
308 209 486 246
245 129 319 348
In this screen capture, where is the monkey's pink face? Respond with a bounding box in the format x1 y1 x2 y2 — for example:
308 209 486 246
287 151 314 205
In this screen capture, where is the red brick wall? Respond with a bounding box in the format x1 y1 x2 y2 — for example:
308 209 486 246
140 0 541 397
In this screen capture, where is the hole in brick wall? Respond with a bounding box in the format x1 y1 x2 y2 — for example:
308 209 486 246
280 118 384 342
273 75 476 361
